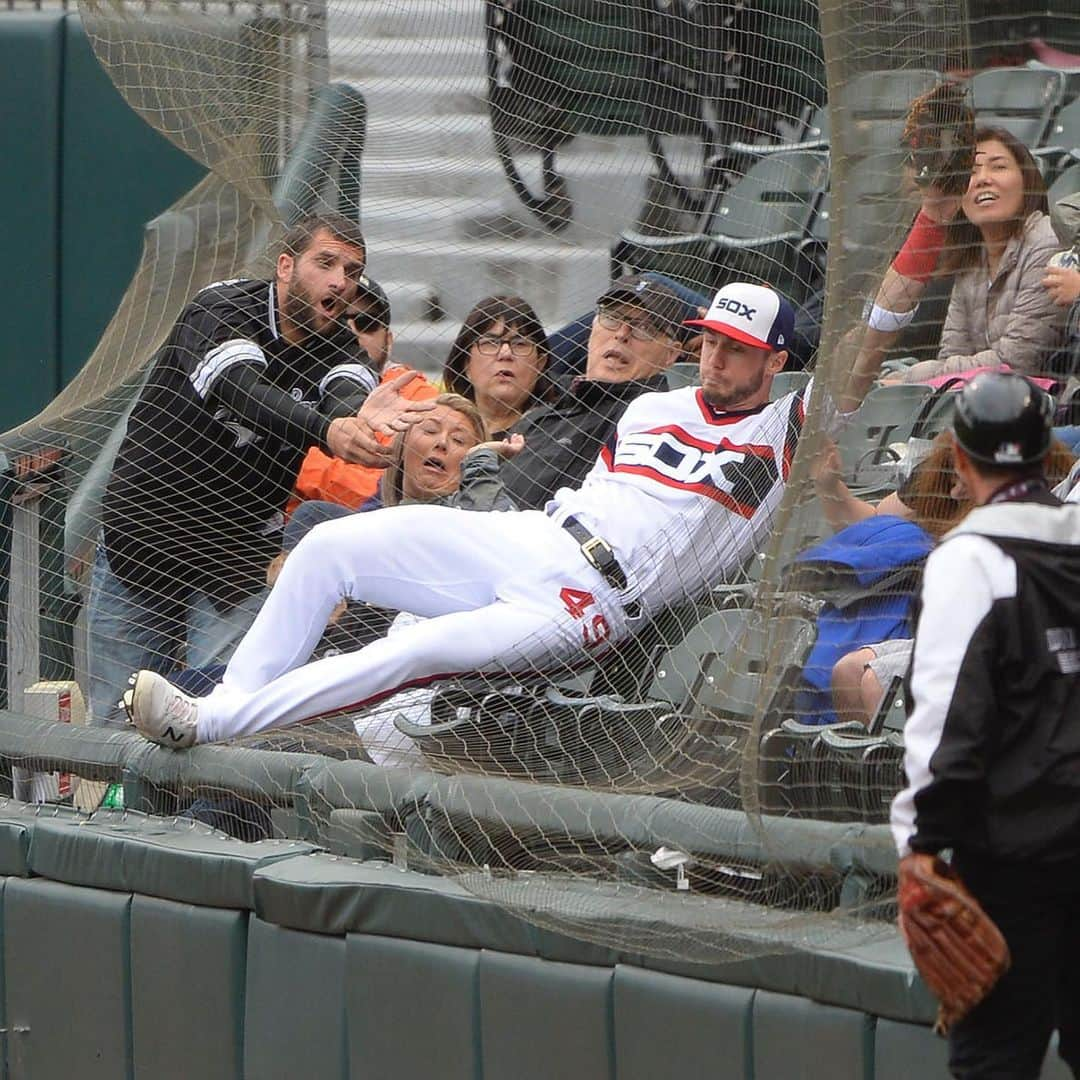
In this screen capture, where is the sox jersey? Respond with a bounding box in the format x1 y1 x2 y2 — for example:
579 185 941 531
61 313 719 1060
548 381 836 614
192 377 846 743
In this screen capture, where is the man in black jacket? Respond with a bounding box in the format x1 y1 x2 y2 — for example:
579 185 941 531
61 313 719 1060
891 372 1080 1078
88 213 431 725
501 275 687 509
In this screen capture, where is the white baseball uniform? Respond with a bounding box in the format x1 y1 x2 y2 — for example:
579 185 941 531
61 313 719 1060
196 382 833 742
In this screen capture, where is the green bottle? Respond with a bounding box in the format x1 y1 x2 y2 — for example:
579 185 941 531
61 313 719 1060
101 782 125 810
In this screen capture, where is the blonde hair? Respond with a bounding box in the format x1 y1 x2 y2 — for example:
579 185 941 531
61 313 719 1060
380 393 487 507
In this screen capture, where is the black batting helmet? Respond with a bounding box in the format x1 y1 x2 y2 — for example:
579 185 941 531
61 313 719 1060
952 372 1053 466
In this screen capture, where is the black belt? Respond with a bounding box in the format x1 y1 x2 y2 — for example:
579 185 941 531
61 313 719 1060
560 516 640 619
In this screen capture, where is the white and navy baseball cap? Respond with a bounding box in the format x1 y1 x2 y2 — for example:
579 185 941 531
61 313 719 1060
685 283 795 352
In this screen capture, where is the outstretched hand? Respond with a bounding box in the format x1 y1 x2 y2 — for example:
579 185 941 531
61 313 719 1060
472 433 526 460
326 415 394 466
359 370 437 437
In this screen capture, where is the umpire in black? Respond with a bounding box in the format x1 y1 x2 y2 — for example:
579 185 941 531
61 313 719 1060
891 371 1080 1077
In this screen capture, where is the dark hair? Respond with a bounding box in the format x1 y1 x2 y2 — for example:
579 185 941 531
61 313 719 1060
442 296 552 407
280 213 366 260
941 127 1048 276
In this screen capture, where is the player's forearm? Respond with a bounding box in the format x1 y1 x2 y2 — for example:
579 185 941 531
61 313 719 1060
209 364 330 450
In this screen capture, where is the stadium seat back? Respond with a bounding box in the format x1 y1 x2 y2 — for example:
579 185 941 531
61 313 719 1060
1041 95 1080 168
666 362 700 390
610 231 718 298
650 610 815 725
829 149 913 288
712 150 828 242
833 68 942 158
837 383 933 490
969 67 1066 147
769 370 811 401
1049 159 1080 206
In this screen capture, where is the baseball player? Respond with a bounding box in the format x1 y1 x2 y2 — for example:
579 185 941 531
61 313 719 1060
88 213 433 727
891 372 1080 1077
124 282 856 747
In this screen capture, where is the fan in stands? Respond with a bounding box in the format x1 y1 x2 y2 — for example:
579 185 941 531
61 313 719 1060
122 281 879 749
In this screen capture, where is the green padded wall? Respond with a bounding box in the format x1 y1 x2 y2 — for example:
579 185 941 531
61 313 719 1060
873 1019 948 1079
60 16 206 387
613 966 753 1080
347 935 480 1080
752 990 874 1080
244 918 348 1080
131 896 246 1080
478 952 615 1080
4 877 133 1079
0 15 63 432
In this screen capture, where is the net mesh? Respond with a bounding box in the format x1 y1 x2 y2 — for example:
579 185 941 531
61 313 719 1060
2 0 1079 966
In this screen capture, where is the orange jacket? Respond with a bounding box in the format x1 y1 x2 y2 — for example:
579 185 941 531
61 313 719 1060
286 365 439 515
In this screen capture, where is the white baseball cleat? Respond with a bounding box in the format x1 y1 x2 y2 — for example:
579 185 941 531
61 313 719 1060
122 670 200 749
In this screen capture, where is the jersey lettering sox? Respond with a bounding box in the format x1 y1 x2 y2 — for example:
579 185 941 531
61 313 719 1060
547 382 839 613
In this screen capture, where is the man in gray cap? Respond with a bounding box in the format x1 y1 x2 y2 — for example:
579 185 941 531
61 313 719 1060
502 274 687 508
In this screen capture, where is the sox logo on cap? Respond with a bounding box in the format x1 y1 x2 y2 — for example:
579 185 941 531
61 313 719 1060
685 282 795 352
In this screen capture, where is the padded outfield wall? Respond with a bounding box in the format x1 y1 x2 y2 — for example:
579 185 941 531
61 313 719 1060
0 710 1072 1078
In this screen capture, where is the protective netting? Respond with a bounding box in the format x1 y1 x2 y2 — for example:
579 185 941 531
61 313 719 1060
2 0 1080 967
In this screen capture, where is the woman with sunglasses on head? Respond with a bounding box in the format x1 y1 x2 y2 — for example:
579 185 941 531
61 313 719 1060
442 295 552 436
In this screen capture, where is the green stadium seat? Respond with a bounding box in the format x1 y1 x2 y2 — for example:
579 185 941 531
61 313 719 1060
1049 158 1080 206
665 361 700 390
833 68 942 159
731 69 940 164
611 230 718 298
836 383 934 494
769 369 812 400
708 149 830 303
613 149 828 302
969 67 1066 148
1037 95 1080 175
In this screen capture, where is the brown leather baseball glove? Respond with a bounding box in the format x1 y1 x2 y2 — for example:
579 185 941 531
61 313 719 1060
901 82 976 196
897 853 1011 1035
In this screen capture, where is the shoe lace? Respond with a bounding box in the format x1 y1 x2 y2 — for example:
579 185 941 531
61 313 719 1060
163 690 197 728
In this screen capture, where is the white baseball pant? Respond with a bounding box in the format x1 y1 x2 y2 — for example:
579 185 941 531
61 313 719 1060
196 504 629 742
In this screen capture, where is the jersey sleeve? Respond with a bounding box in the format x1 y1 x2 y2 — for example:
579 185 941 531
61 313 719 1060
890 535 1016 857
176 290 269 402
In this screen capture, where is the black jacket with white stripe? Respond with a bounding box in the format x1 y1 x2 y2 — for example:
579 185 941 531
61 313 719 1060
105 279 376 608
891 491 1080 863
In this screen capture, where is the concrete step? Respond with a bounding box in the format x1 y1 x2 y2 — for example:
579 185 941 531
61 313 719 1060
330 35 485 80
388 318 462 376
380 278 442 324
363 113 495 161
339 76 488 122
361 193 506 244
360 137 700 243
365 237 610 326
326 0 486 43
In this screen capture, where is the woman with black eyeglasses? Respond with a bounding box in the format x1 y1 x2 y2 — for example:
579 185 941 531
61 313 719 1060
442 295 553 435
